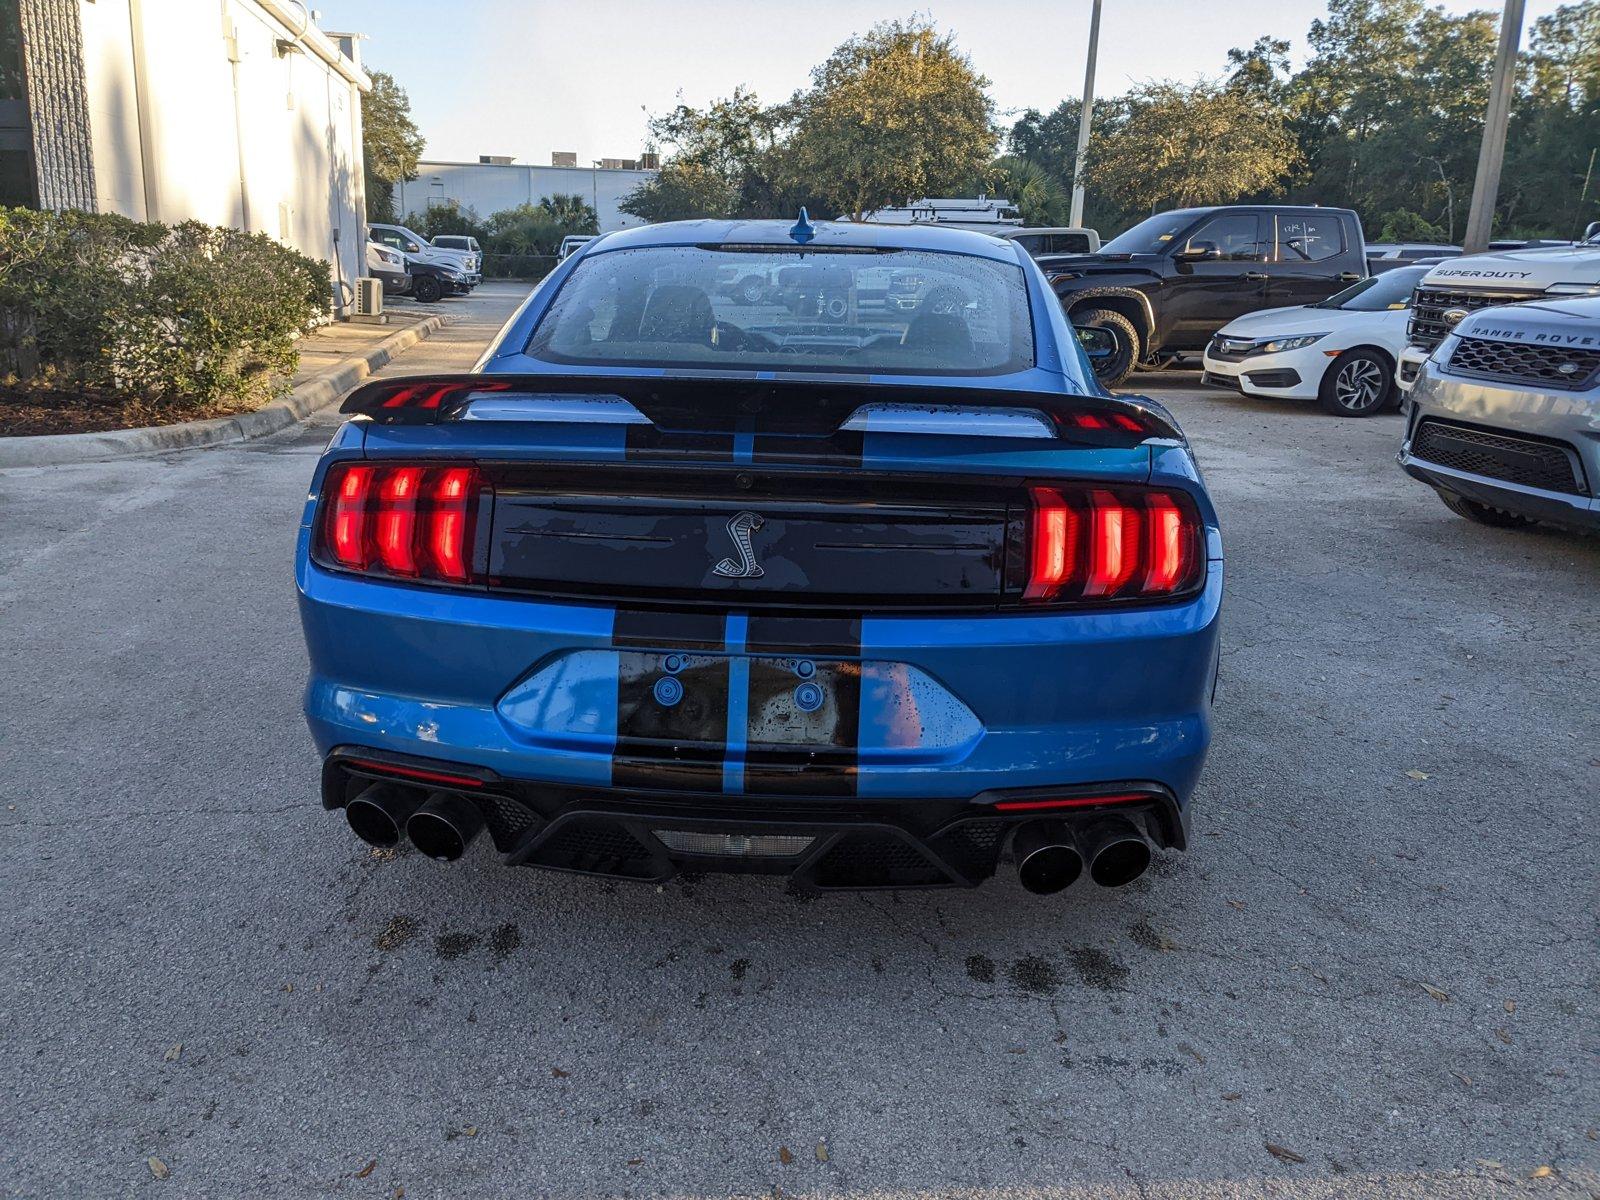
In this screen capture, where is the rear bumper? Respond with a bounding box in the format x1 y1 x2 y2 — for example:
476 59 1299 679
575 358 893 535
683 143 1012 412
321 748 1188 890
299 551 1222 796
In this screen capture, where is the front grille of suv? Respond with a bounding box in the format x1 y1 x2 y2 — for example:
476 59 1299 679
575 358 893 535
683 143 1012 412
1408 287 1538 351
1444 336 1600 391
1411 418 1587 495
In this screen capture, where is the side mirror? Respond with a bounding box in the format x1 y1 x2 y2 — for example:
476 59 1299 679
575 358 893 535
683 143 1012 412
406 241 421 253
1585 221 1600 242
1175 242 1222 263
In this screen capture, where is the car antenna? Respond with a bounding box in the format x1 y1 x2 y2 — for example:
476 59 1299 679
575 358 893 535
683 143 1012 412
789 207 815 245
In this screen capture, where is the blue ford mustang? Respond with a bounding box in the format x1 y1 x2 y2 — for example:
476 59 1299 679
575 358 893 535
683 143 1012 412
295 216 1224 893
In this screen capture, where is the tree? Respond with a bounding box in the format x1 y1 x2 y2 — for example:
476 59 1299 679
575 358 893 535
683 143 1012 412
362 70 425 223
1089 79 1298 211
1376 208 1448 241
777 18 997 220
977 156 1067 226
537 194 599 231
620 88 792 221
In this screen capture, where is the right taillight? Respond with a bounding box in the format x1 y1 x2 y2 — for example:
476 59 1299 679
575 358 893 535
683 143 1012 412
1022 485 1204 604
316 461 485 585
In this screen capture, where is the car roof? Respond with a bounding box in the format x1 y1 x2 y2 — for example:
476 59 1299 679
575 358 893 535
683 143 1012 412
588 219 1024 263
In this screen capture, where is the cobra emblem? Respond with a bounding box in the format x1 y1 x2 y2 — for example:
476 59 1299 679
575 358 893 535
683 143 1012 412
713 511 766 579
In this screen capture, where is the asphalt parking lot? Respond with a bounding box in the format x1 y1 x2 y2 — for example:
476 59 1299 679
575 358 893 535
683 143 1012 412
2 284 1595 1199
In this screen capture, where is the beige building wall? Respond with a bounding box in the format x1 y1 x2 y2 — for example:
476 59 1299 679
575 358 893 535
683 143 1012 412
63 0 370 311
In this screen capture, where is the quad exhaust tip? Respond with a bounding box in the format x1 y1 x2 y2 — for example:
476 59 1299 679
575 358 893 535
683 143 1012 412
344 783 423 848
1013 820 1084 895
406 791 485 863
1083 817 1153 888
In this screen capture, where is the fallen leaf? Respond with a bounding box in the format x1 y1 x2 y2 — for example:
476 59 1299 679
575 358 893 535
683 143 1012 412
394 1189 404 1199
1495 1027 1512 1044
778 1146 793 1165
815 1140 829 1163
1504 999 1516 1013
163 1043 182 1062
551 1066 570 1078
1453 1071 1472 1086
355 1160 376 1179
1587 1128 1597 1141
463 1126 477 1138
626 1158 644 1166
1265 1142 1306 1164
1227 899 1246 911
1178 1042 1205 1064
1222 1092 1241 1101
1478 1159 1504 1170
1420 982 1449 1003
147 1156 169 1180
282 982 293 993
1529 1166 1553 1179
1404 770 1431 781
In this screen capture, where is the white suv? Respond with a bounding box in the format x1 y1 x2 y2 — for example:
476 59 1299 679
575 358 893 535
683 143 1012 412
1397 223 1600 391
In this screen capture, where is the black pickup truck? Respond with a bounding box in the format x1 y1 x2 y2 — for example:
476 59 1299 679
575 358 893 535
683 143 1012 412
1039 205 1368 385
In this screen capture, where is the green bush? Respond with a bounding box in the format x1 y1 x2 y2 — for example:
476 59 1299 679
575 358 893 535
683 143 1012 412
0 207 330 412
403 194 597 280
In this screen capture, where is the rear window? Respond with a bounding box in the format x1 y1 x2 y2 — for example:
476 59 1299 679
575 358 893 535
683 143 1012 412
527 245 1035 375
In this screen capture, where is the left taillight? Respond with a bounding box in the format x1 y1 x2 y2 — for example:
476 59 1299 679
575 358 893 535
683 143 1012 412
315 461 485 584
1021 484 1205 604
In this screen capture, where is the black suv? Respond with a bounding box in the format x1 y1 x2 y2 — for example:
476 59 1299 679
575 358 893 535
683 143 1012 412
1040 206 1368 385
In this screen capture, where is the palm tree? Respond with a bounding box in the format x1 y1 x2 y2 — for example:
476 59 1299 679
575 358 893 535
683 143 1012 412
537 194 599 233
982 156 1069 226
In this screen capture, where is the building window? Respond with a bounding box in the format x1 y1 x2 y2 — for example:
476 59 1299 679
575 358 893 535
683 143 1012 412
0 0 36 207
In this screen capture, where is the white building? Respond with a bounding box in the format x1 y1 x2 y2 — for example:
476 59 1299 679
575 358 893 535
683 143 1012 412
4 0 371 312
395 160 658 234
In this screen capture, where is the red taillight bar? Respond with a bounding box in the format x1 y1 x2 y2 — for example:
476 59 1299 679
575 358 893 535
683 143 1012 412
343 757 486 789
1023 485 1202 604
317 462 484 585
993 792 1149 813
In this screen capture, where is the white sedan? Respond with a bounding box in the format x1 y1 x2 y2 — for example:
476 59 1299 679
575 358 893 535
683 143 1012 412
1201 265 1430 416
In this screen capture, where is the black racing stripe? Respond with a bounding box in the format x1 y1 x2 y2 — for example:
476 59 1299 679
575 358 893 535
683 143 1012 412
751 429 864 467
624 425 736 462
745 616 862 656
612 617 731 792
613 609 726 650
741 618 862 797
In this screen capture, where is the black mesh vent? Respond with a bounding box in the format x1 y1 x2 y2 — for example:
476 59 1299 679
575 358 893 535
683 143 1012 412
1444 336 1600 391
478 794 539 848
1408 288 1535 351
1412 419 1586 495
532 818 658 878
810 833 947 889
927 820 1008 879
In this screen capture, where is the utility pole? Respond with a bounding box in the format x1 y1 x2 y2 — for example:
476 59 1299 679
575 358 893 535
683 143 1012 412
1069 0 1102 230
1462 0 1526 252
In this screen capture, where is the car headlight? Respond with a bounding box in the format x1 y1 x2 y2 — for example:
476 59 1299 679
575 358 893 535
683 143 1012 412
1543 282 1600 297
1258 333 1328 353
442 267 462 280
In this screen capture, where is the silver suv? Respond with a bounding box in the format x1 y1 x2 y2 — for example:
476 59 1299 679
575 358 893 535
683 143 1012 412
1398 295 1599 532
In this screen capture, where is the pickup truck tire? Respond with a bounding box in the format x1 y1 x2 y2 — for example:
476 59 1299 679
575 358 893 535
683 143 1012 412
1073 308 1140 387
1438 491 1536 529
1318 347 1393 417
412 275 444 304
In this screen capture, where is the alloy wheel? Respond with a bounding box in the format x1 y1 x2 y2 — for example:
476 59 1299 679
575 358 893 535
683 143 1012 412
1334 357 1385 411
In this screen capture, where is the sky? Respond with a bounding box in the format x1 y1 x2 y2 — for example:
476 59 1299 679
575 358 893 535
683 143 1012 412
314 0 1565 167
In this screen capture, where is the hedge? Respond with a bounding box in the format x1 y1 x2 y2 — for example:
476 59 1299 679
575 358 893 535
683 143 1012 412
0 208 330 413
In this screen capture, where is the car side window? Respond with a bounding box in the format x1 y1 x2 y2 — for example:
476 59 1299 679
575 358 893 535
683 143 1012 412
1274 214 1345 263
1181 214 1266 261
375 231 404 251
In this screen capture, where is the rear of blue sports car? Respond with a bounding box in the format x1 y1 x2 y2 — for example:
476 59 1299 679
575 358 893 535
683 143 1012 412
296 221 1223 894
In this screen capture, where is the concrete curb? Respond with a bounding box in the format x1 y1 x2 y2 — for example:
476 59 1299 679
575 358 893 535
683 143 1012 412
0 314 448 468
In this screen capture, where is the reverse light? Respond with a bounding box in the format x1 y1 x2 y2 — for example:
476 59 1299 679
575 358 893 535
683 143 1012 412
1023 485 1203 604
317 462 484 584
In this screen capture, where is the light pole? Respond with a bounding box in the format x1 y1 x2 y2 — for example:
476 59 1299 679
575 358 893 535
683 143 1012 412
1462 0 1526 252
1069 0 1103 229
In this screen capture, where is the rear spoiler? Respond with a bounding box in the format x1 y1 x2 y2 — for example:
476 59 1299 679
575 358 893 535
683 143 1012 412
337 373 1184 443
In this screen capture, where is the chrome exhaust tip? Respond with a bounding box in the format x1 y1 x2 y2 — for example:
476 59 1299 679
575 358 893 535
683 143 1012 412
405 791 485 863
1083 818 1153 888
344 783 423 848
1013 819 1085 895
